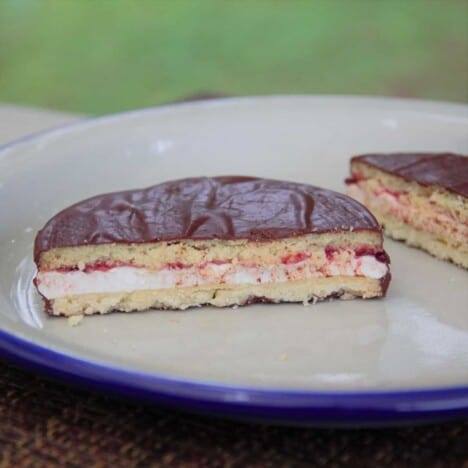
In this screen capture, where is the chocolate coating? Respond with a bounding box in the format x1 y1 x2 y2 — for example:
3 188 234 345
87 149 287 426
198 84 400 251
352 153 468 198
35 176 381 261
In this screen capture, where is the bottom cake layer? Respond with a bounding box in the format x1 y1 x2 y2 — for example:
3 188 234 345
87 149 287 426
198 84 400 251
47 276 386 316
375 211 468 268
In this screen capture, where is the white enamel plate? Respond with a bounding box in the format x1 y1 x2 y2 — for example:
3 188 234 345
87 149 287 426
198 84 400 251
1 97 467 425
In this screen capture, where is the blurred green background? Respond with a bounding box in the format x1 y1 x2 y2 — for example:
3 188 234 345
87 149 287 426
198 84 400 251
0 0 467 115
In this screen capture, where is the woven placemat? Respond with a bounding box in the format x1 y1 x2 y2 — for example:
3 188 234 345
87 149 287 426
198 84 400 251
1 361 466 467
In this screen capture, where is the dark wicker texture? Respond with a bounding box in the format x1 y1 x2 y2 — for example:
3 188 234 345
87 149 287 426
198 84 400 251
1 361 467 467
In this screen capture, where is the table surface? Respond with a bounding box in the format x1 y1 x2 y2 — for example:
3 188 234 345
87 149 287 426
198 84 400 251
0 104 467 467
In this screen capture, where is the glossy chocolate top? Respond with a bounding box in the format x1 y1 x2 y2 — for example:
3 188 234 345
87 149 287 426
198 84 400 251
352 153 468 198
35 176 380 259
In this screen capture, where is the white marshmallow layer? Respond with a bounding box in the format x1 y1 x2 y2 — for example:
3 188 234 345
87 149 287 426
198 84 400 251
37 253 388 300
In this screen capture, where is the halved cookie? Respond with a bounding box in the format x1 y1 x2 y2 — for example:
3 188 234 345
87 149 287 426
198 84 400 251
35 176 391 316
346 153 467 268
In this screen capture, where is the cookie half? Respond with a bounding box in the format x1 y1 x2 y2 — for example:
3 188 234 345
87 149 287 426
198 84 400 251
35 176 391 316
346 153 467 268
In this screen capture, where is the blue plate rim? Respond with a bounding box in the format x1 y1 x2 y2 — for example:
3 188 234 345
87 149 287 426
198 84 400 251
1 328 468 424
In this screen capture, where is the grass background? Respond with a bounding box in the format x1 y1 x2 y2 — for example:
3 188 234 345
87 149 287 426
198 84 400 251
0 0 467 115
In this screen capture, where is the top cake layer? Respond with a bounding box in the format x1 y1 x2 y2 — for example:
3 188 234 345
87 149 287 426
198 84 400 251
35 176 380 260
351 153 468 198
